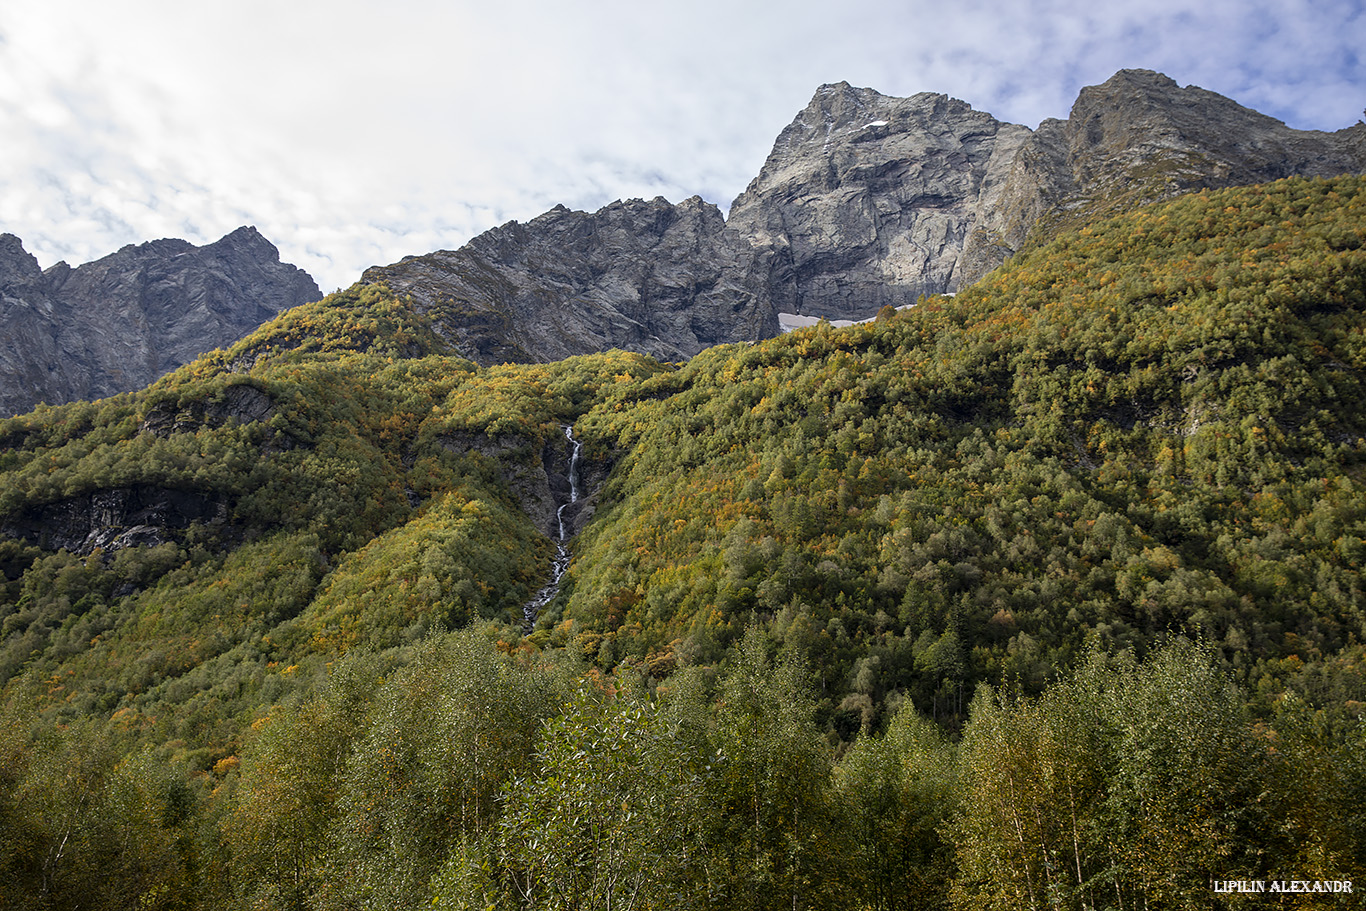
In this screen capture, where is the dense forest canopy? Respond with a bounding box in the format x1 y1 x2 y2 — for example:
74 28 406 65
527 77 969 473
1 176 1364 908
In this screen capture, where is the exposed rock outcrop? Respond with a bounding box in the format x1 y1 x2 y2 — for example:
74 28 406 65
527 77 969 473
0 235 81 415
437 430 567 537
364 197 777 366
0 227 320 417
725 82 1032 320
0 485 229 554
139 382 278 438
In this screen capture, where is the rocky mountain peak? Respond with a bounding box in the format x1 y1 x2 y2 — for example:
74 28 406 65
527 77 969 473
953 69 1366 285
0 232 38 265
42 260 74 293
737 84 992 200
221 224 271 246
0 228 320 417
779 82 899 143
1068 68 1306 176
727 82 1032 318
0 234 45 297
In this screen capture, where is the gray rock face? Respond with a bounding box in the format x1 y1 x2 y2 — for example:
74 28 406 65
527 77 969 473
436 428 596 538
0 235 79 416
958 69 1366 283
0 226 320 417
364 196 778 365
726 82 1032 320
0 484 229 554
362 85 1034 356
139 382 278 438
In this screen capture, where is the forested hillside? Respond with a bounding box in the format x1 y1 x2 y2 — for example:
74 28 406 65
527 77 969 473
2 176 1364 909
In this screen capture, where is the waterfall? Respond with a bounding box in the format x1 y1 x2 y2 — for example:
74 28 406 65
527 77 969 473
557 425 582 539
524 425 581 630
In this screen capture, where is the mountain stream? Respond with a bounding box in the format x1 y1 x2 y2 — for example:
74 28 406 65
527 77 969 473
523 425 581 630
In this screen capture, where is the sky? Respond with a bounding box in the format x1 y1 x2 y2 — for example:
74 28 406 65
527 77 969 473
1 0 1363 292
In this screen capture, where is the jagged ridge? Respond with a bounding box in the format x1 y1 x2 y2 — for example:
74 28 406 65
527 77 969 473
362 69 1366 366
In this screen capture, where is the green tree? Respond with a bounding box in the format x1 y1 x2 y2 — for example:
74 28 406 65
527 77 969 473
836 703 958 911
702 631 841 910
496 683 671 910
952 641 1275 910
228 659 377 911
322 631 564 910
1264 693 1366 887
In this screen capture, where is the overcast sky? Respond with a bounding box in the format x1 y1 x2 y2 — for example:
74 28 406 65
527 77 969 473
2 0 1363 292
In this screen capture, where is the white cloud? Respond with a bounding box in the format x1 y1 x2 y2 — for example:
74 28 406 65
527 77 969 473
1 0 1362 291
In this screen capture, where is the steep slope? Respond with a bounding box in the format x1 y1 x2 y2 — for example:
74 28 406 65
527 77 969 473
554 176 1366 706
0 236 77 416
0 175 1361 715
1 178 1364 909
0 227 321 417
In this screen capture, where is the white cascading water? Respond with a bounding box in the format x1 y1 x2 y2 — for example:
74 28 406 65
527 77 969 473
523 425 581 629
